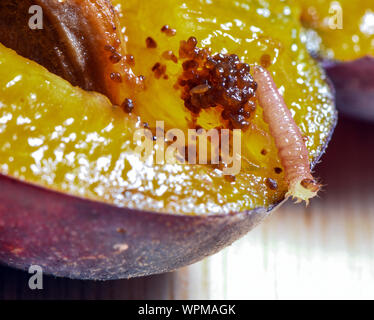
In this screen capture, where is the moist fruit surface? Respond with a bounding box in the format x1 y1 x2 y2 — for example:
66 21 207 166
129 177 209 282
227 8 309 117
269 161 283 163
0 0 336 215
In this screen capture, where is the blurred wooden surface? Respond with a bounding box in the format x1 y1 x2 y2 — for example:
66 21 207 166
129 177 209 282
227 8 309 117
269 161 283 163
0 115 374 300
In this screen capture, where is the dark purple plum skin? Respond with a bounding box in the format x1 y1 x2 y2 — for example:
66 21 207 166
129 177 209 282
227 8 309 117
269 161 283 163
0 174 272 280
324 56 374 122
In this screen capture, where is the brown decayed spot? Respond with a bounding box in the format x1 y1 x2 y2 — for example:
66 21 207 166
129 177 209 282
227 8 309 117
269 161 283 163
110 72 122 83
260 54 272 68
162 50 178 63
161 25 176 36
274 167 283 174
146 37 157 48
265 178 278 190
104 45 116 53
176 37 257 130
121 98 134 113
109 52 122 64
125 54 135 67
224 175 236 183
152 62 167 79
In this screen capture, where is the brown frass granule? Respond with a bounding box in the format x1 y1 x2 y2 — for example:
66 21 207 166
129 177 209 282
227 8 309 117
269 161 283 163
176 37 257 130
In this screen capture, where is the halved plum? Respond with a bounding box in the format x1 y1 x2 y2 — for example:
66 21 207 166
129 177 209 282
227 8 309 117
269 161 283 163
298 0 374 120
0 0 336 279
